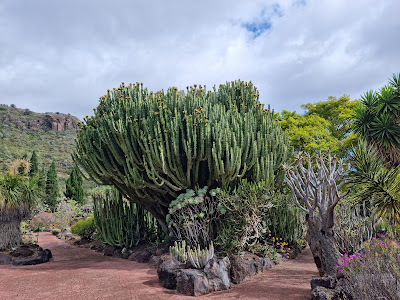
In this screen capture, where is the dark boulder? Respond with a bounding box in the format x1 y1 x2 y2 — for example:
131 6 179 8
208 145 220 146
176 269 209 296
157 256 187 289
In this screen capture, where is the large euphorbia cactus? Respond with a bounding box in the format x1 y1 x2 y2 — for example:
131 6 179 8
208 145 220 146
73 80 292 233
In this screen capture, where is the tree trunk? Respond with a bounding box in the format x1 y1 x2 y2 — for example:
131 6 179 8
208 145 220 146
307 218 341 277
0 218 23 250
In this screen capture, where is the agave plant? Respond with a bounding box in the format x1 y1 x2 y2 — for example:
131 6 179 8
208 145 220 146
353 73 400 166
0 160 40 250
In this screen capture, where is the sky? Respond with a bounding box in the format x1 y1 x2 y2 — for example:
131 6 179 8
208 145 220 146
1 0 399 120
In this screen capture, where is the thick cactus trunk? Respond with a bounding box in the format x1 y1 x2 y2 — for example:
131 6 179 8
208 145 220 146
0 211 23 250
307 215 341 277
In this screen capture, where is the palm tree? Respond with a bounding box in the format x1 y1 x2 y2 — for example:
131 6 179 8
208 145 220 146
348 141 400 235
0 160 39 250
353 73 400 167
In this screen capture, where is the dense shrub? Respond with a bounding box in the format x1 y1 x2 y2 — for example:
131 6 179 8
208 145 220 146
336 235 400 300
166 186 223 248
71 216 96 239
215 180 270 255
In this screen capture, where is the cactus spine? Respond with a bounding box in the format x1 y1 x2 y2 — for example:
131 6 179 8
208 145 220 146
74 80 292 233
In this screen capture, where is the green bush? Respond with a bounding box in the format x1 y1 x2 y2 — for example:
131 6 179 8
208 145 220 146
215 180 270 255
71 216 96 239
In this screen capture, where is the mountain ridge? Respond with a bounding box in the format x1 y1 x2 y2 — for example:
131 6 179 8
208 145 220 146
0 104 80 177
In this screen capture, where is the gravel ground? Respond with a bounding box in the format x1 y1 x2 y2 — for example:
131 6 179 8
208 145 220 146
0 232 318 300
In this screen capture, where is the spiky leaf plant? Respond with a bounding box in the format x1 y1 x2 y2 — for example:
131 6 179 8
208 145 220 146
73 80 292 233
0 159 39 250
353 73 400 166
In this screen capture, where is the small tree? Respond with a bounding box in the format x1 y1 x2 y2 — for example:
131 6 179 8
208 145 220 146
285 153 350 276
45 162 59 212
0 160 39 250
65 164 84 204
29 151 39 177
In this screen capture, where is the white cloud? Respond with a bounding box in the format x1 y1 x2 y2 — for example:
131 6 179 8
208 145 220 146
0 0 399 119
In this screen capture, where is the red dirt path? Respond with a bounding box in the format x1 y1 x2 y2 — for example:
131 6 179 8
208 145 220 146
0 233 318 300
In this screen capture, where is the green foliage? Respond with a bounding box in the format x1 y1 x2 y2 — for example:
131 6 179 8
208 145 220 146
248 242 279 262
166 186 223 248
302 95 359 141
263 193 305 246
348 141 400 234
93 188 164 248
278 95 359 157
45 162 59 212
169 240 214 269
278 110 339 153
215 179 270 255
29 151 39 177
353 73 400 166
65 164 84 204
74 80 292 230
71 216 96 239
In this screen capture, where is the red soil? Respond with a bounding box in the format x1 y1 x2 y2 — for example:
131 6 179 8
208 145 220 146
0 233 318 300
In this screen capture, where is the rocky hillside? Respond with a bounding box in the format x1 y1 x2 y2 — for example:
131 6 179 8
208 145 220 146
0 104 80 177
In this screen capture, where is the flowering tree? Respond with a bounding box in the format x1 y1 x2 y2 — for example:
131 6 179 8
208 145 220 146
285 153 349 276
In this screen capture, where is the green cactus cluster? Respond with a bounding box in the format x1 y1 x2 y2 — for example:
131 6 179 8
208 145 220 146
93 188 162 248
73 80 292 233
169 240 214 269
263 194 305 245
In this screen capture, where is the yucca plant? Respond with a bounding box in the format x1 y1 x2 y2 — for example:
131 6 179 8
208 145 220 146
348 141 400 236
0 159 40 250
353 73 400 166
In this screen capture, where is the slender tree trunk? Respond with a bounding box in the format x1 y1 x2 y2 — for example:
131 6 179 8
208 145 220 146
307 217 341 277
0 218 23 250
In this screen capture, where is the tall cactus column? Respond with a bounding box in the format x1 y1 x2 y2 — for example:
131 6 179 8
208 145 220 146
73 81 292 234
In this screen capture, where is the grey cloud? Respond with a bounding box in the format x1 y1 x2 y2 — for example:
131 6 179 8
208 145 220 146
0 0 399 119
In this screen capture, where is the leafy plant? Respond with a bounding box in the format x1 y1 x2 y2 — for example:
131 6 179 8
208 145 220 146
353 73 400 167
166 186 222 248
0 160 40 250
71 216 96 239
215 179 270 255
348 141 400 236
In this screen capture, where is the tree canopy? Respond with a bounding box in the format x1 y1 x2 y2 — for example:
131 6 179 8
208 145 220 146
278 95 359 157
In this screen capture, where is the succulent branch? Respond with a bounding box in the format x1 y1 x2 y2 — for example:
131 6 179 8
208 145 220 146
170 240 214 269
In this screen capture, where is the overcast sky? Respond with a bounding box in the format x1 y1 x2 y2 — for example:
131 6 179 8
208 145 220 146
1 0 399 120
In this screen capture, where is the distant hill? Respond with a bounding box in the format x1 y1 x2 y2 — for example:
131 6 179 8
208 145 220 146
0 104 80 178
